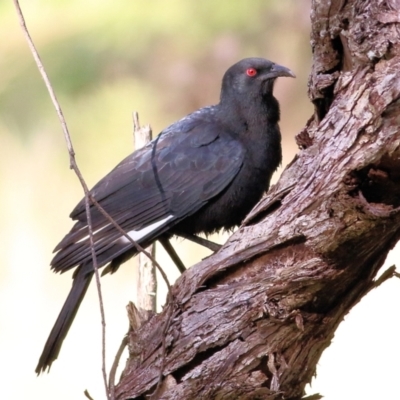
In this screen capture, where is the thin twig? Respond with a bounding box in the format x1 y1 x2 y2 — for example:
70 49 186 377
14 3 175 396
83 153 175 396
84 390 96 400
108 333 129 396
369 264 399 291
301 394 323 400
88 195 171 292
12 1 110 398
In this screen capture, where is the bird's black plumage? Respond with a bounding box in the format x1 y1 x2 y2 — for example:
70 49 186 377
36 57 294 374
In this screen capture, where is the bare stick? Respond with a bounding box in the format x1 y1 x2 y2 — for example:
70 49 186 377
109 302 147 395
13 3 174 396
369 265 400 291
12 1 110 398
133 112 157 313
84 390 96 400
104 111 169 396
108 333 128 396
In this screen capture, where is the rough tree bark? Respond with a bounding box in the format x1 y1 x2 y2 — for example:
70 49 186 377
115 1 400 399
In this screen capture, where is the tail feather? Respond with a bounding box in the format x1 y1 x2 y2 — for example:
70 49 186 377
35 267 93 374
36 221 173 373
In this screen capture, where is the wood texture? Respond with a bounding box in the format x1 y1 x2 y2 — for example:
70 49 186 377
115 1 400 398
133 113 157 314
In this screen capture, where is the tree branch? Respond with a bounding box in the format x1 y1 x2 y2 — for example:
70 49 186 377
12 2 110 397
132 112 157 314
114 1 400 399
13 2 173 399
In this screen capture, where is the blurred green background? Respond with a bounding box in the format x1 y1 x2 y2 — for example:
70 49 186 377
1 1 399 399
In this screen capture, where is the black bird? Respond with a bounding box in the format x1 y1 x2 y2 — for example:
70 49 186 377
36 57 294 374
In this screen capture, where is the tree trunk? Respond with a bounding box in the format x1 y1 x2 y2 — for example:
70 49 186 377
115 1 400 399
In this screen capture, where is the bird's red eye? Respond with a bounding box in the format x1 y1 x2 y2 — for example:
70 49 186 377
246 68 257 77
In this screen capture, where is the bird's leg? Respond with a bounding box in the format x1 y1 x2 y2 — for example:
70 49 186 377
175 232 222 252
158 237 186 274
159 234 221 275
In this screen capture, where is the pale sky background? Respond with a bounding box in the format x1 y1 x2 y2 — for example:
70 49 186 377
0 1 399 399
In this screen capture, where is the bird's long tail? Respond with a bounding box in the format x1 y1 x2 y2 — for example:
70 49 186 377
35 266 93 374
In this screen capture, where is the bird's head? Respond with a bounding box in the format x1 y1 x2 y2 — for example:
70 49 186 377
220 57 295 102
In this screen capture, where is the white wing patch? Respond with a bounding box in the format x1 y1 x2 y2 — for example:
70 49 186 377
118 215 174 244
76 224 111 244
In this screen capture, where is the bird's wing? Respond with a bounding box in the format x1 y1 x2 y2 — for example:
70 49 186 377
51 110 244 273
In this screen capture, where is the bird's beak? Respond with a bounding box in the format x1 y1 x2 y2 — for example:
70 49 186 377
268 63 296 79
